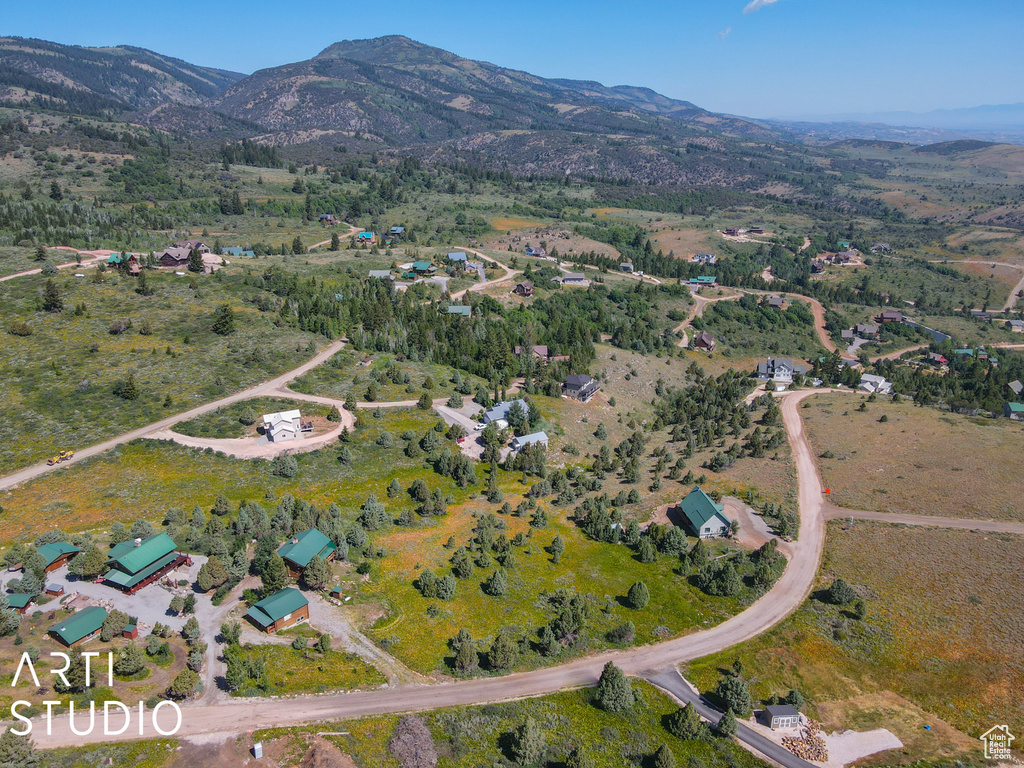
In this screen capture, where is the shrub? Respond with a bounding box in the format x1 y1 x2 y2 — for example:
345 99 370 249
825 577 857 605
7 321 32 337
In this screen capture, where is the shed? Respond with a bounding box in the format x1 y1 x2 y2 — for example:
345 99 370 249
122 624 138 640
7 592 35 614
45 584 64 597
49 606 108 648
766 704 801 730
245 588 309 634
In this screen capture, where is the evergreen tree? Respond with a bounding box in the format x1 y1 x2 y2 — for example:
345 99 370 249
197 556 229 592
509 717 544 766
483 568 508 596
330 232 340 251
211 303 235 335
0 728 38 767
666 703 704 740
188 248 204 273
626 580 650 609
488 632 518 670
653 744 676 768
168 669 199 699
42 279 63 312
549 535 565 563
637 537 657 563
715 675 752 717
717 710 737 737
594 662 634 712
454 638 477 673
302 555 332 590
261 554 289 594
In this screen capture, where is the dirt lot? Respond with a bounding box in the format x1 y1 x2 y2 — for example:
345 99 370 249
163 732 356 768
649 226 720 258
803 395 1024 521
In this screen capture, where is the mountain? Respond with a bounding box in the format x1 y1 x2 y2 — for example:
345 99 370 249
0 37 245 114
212 35 775 144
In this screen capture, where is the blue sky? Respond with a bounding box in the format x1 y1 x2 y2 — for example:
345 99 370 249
4 0 1022 118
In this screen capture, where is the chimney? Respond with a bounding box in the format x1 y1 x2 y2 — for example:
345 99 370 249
291 537 298 544
133 538 142 547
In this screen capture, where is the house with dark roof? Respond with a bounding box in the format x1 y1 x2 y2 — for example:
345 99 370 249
693 330 716 352
245 588 309 634
514 281 534 297
173 239 210 254
158 246 191 268
278 529 338 578
678 486 731 538
877 309 905 323
810 260 825 274
766 295 785 309
855 323 879 337
561 272 588 286
563 374 600 402
1007 319 1024 333
36 542 81 573
318 213 338 225
49 606 108 648
103 533 186 594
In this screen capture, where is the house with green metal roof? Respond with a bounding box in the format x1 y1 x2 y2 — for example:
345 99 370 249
6 592 36 613
49 606 107 647
36 541 81 572
446 305 472 317
103 533 187 594
278 529 337 577
1005 402 1024 420
412 261 435 274
245 588 309 633
678 486 732 538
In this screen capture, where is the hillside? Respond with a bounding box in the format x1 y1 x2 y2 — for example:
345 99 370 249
0 37 244 113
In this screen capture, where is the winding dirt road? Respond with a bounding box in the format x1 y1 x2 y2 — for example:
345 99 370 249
28 388 833 749
0 251 109 282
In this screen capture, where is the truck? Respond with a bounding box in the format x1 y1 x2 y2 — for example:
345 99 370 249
46 450 75 466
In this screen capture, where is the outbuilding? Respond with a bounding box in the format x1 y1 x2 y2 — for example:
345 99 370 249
245 588 309 634
766 704 801 730
49 606 108 648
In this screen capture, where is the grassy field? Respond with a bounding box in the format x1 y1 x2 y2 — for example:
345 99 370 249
232 643 386 696
174 397 339 439
290 349 487 404
803 394 1024 521
686 520 1023 761
0 266 320 471
39 740 177 768
320 681 768 768
694 297 825 360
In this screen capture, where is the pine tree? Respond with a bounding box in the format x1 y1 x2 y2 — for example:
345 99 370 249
717 709 737 736
488 633 518 670
483 568 508 596
549 535 565 564
627 580 650 609
594 662 634 712
261 554 289 594
509 717 544 766
188 248 204 272
197 556 229 592
666 703 704 740
42 279 63 312
302 555 332 590
330 232 340 251
653 744 676 768
454 638 477 672
211 303 235 335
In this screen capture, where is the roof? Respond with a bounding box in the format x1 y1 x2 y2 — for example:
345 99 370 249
174 239 206 249
679 486 727 531
277 529 337 569
446 252 468 261
1007 403 1024 414
694 330 715 346
49 606 107 646
484 399 529 423
357 231 374 239
563 272 586 281
390 226 405 234
412 261 432 270
1009 380 1023 395
690 276 717 284
564 373 595 388
263 410 301 428
36 542 81 568
766 704 800 718
513 431 548 447
446 305 472 316
103 550 180 589
368 270 393 279
6 593 34 609
106 533 177 575
515 280 534 291
160 246 190 262
246 587 308 627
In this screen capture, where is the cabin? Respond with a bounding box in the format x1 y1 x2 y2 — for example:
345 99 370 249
1007 319 1024 333
870 243 892 253
836 240 851 250
810 261 825 274
970 309 993 323
687 276 718 291
511 432 548 452
45 584 64 597
524 246 546 258
103 533 187 594
514 281 535 297
446 252 468 264
158 247 191 268
389 226 405 238
49 606 108 648
174 239 209 254
926 352 948 367
766 295 785 309
483 399 530 425
723 228 740 237
678 486 731 538
561 272 588 286
318 213 339 225
693 330 716 352
766 704 801 730
245 588 309 634
7 593 35 614
748 225 766 235
412 261 435 275
262 410 302 443
278 528 338 578
36 542 81 573
855 323 879 337
1005 403 1024 421
446 305 472 317
357 231 375 243
563 374 600 402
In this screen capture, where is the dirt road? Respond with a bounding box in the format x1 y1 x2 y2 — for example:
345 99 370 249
672 291 741 348
823 504 1024 535
450 248 517 299
0 341 347 491
0 251 108 282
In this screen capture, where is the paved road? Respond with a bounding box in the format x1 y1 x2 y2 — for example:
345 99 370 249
0 340 347 491
647 670 818 768
28 387 833 749
823 504 1024 535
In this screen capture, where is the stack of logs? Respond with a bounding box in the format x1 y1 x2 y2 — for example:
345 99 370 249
782 719 829 762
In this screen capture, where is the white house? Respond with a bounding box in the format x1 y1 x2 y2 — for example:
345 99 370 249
262 410 302 442
858 374 893 395
756 358 807 385
511 432 548 452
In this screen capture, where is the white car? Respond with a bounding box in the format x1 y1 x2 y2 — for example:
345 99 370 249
473 423 487 431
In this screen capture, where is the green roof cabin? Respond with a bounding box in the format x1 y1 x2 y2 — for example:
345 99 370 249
278 529 338 578
446 305 472 317
412 261 435 274
103 533 187 594
836 240 851 249
1005 402 1024 420
6 592 36 614
37 542 82 573
678 486 732 538
245 588 309 634
49 606 108 647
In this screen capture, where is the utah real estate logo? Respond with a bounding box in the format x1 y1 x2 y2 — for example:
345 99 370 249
980 725 1015 761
